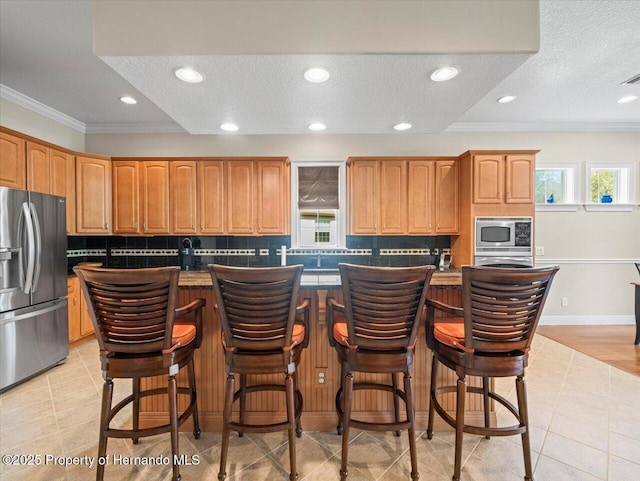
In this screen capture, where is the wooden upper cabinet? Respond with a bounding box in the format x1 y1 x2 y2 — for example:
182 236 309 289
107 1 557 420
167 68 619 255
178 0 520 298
473 155 504 203
113 160 170 235
26 142 51 193
256 160 289 234
227 158 289 235
434 160 459 233
505 154 535 203
349 159 410 235
198 160 225 234
112 161 140 234
51 149 76 234
140 161 170 234
472 153 534 204
76 155 112 234
227 160 255 234
379 160 407 234
349 160 378 234
0 131 26 189
171 160 198 235
407 160 434 234
407 159 458 234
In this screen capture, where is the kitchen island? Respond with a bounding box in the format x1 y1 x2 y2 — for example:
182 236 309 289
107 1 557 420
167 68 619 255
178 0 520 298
139 270 491 432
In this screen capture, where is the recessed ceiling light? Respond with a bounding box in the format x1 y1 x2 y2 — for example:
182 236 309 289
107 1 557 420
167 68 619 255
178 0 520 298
393 122 412 131
308 123 326 131
497 95 517 103
175 68 203 83
430 67 459 82
120 96 137 105
220 123 239 132
304 68 330 83
617 95 637 104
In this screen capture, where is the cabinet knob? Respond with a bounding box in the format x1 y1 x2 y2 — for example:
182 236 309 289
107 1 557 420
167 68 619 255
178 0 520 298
134 222 138 229
192 223 195 229
105 222 109 229
143 222 147 230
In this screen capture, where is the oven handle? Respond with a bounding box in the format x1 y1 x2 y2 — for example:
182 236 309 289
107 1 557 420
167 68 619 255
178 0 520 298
475 256 533 267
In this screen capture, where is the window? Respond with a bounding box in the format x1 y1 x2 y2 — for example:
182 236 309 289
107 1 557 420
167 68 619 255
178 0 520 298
535 162 579 211
291 162 346 248
585 162 636 211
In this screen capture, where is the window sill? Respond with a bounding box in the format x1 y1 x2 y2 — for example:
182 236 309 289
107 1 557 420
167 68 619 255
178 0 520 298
536 203 581 212
583 203 635 212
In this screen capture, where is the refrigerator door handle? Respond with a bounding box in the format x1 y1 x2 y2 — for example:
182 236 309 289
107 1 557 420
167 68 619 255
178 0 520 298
29 202 42 292
21 202 36 294
0 298 67 326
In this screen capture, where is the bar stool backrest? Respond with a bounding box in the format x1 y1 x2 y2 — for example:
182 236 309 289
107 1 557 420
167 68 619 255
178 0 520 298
74 266 180 355
209 264 304 352
461 265 559 354
339 263 434 350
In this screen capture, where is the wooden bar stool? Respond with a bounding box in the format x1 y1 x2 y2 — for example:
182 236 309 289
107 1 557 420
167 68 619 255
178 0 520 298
326 263 435 481
74 266 205 481
425 265 559 481
208 264 310 481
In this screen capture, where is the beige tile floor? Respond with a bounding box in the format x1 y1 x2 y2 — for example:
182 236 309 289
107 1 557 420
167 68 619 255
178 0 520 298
1 335 639 481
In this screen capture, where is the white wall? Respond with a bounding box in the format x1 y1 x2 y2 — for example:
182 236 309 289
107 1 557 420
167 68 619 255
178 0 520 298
0 98 85 151
86 130 640 324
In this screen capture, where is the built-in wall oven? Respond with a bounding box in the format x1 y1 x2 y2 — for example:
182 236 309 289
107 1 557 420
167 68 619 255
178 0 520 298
474 217 533 267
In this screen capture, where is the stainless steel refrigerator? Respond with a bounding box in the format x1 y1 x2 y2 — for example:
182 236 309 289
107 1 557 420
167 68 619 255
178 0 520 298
0 186 68 392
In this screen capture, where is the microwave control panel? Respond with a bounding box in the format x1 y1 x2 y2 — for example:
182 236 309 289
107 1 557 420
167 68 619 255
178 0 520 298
514 222 532 247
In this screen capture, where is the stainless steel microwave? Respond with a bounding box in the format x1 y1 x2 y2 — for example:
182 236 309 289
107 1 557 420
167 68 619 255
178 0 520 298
475 217 533 256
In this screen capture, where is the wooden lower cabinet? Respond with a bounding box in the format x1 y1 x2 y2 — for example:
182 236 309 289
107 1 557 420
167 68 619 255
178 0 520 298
67 276 94 345
138 286 490 432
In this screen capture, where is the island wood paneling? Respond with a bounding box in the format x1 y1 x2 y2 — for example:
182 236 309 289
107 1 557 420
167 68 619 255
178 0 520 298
139 286 488 432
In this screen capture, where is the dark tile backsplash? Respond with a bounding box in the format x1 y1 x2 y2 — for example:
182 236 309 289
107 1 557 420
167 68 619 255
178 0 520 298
67 235 450 272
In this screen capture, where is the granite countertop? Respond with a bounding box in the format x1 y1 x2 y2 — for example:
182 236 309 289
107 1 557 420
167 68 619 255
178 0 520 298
178 269 461 288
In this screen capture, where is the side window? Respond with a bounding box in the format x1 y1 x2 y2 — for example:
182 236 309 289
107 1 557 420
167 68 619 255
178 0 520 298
585 161 635 210
292 162 346 248
535 162 578 207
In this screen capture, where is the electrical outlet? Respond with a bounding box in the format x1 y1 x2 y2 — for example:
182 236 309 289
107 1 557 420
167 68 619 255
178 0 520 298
535 246 545 256
561 297 569 307
318 372 325 384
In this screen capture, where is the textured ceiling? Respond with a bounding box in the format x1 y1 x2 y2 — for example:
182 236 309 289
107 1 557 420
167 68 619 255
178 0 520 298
0 0 638 134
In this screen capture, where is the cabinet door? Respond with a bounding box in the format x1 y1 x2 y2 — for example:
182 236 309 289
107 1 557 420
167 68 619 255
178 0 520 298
349 160 378 234
112 161 140 234
379 160 406 234
198 160 225 234
473 155 503 203
505 154 534 204
76 156 112 234
51 149 75 234
0 131 26 189
26 142 51 193
67 277 81 343
257 160 288 234
227 160 255 234
434 160 459 233
140 161 170 234
79 292 94 337
171 160 198 234
407 161 434 234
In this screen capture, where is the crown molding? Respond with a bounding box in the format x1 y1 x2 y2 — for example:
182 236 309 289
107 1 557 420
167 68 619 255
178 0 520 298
0 84 86 133
85 123 185 134
446 122 640 132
